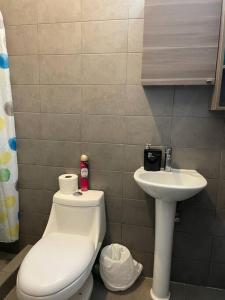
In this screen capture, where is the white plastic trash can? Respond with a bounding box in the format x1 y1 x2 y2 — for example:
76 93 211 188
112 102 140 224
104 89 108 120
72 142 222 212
99 244 143 291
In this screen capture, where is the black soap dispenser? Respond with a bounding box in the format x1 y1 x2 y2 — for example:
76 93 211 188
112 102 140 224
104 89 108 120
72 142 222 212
144 144 162 171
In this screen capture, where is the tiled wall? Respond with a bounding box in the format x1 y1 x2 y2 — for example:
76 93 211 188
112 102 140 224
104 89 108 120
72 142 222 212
1 0 225 289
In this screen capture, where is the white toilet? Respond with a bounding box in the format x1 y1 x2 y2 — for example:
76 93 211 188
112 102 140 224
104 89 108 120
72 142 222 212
16 190 106 300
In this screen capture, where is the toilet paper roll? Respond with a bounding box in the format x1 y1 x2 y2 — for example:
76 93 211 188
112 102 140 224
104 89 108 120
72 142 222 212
59 174 78 194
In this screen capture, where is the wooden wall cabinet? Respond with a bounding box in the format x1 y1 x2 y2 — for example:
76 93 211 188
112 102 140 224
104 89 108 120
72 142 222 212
211 0 225 110
142 0 222 86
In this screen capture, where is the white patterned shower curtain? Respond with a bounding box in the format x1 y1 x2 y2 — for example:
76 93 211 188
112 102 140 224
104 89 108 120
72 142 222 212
0 11 19 242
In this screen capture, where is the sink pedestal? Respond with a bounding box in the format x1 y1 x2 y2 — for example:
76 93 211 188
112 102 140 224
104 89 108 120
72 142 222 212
134 167 207 300
150 199 177 300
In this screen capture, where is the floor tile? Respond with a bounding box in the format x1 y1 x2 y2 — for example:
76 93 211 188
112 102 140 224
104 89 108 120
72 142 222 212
170 282 186 300
4 277 225 300
186 285 225 300
0 260 10 271
0 252 15 272
91 279 120 300
120 277 152 300
4 287 17 300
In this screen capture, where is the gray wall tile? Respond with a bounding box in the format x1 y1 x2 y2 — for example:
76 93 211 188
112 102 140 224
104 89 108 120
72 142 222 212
123 145 144 172
217 180 225 209
19 235 41 249
127 53 142 84
105 196 122 223
171 117 225 149
132 251 154 277
173 148 221 179
42 166 79 191
211 209 225 237
208 263 225 289
123 172 151 200
105 223 122 244
0 0 38 25
19 189 42 214
82 20 128 53
82 54 127 84
90 170 123 198
129 0 144 19
125 85 174 116
10 55 39 84
40 85 82 114
181 179 218 210
173 232 212 261
40 55 81 84
17 139 42 165
175 206 215 235
122 224 155 252
82 115 125 144
82 143 124 171
82 0 128 21
41 190 54 214
82 85 126 115
18 164 43 189
15 113 41 139
212 237 225 263
173 86 213 117
220 150 225 179
41 114 81 141
123 199 155 227
12 85 40 113
19 189 52 215
19 212 35 237
128 19 144 52
38 0 81 23
38 23 81 55
171 259 209 286
6 25 38 55
20 212 48 237
40 141 81 167
124 116 171 145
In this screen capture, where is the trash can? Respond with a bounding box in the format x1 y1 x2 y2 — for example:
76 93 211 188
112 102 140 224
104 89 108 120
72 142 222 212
99 244 143 291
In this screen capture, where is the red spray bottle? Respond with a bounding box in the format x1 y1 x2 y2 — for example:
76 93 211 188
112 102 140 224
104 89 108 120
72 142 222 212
80 154 89 191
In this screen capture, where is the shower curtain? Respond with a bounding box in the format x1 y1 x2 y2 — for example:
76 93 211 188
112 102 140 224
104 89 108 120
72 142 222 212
0 11 19 242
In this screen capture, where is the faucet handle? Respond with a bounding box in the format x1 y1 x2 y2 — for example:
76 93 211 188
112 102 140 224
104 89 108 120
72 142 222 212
164 146 172 171
165 146 172 154
145 144 151 149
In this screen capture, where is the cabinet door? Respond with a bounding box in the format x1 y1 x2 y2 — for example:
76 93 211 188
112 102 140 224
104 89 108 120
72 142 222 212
142 0 222 85
211 0 225 110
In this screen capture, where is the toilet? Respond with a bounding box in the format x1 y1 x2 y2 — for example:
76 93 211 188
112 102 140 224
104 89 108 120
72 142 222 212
16 190 106 300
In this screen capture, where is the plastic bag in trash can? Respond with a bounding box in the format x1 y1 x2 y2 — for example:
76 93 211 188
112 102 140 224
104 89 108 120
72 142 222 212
99 244 143 291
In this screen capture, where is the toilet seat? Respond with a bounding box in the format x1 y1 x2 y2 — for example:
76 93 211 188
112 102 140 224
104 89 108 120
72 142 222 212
17 233 95 300
17 272 93 300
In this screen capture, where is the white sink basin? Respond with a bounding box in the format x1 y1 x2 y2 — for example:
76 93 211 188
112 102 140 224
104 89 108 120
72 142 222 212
134 167 207 202
134 167 207 300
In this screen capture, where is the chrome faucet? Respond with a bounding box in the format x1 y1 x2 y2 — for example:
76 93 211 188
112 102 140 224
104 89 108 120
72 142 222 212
164 146 172 172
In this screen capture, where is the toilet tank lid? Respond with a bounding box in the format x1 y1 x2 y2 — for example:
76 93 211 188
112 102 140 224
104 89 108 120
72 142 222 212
53 190 104 207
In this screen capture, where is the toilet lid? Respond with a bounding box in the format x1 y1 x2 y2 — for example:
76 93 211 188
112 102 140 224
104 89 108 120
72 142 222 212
18 233 95 297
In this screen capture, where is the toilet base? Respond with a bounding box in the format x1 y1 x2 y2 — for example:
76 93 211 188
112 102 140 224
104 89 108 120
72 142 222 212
69 274 94 300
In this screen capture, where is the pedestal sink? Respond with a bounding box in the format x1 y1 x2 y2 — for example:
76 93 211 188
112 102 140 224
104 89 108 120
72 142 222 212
134 167 207 300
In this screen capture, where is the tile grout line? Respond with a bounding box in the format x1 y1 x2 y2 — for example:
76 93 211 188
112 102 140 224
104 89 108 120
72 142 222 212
206 235 215 288
4 18 144 28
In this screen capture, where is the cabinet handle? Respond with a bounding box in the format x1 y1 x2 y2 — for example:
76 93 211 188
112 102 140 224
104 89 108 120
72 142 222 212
206 79 214 85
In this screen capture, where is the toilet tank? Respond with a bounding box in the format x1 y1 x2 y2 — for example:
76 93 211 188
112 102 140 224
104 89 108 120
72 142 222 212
43 190 106 250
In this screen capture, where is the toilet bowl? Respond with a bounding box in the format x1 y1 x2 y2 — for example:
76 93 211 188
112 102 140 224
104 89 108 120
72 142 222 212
17 190 106 300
